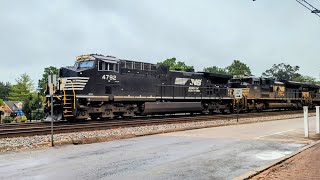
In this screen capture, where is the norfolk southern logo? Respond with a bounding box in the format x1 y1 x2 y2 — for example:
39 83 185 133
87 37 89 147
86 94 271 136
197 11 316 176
174 78 202 93
175 78 189 85
188 79 202 92
190 79 202 86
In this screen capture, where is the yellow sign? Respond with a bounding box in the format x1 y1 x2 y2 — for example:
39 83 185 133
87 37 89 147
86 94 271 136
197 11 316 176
76 55 92 61
234 89 243 99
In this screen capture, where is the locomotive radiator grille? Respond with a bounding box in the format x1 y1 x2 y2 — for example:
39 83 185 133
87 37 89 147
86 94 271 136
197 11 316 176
60 77 90 91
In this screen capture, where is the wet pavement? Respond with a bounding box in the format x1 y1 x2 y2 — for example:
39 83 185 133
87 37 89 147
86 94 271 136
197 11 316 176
0 117 317 180
252 142 320 180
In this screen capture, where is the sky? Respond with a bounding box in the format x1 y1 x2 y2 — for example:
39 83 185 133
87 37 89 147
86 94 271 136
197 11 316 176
0 0 319 85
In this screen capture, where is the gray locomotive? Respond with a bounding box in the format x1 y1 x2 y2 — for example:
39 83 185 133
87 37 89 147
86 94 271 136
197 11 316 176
45 54 233 120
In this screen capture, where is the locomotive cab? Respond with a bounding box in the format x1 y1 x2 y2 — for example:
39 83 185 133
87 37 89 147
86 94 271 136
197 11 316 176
60 55 120 76
59 55 121 95
228 75 255 88
59 55 97 77
45 54 122 121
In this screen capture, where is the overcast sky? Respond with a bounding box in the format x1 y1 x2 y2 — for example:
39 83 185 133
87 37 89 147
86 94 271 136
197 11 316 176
0 0 319 85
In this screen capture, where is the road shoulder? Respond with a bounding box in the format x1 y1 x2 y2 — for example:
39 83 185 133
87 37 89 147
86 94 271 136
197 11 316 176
234 140 320 180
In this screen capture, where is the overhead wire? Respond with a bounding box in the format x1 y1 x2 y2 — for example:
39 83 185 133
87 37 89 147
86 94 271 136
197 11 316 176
296 0 320 18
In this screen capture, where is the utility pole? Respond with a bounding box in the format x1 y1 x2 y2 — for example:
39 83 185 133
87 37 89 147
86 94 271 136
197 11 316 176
48 74 56 147
0 110 3 124
235 89 243 122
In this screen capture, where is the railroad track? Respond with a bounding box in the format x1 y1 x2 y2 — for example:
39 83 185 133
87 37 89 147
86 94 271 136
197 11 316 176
0 110 313 138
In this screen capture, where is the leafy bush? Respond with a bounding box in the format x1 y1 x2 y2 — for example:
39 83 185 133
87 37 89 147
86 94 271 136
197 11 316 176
21 116 27 122
14 116 27 123
3 116 14 123
0 98 4 106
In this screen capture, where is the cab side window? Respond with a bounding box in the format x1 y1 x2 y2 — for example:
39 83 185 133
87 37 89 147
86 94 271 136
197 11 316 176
98 61 103 71
98 61 119 72
109 64 114 71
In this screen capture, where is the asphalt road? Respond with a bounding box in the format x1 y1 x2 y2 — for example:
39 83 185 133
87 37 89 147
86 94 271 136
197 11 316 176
0 117 317 180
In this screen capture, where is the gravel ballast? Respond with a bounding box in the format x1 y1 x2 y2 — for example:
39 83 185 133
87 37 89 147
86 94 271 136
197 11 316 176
0 113 315 153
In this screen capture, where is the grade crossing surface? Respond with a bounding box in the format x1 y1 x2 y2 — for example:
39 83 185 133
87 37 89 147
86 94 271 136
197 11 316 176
0 116 319 180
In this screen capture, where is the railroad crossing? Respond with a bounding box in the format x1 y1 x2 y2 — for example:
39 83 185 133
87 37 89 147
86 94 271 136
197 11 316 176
0 115 319 180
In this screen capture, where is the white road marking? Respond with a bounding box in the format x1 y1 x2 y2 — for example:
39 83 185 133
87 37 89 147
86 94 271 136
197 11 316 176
255 151 293 160
255 129 297 139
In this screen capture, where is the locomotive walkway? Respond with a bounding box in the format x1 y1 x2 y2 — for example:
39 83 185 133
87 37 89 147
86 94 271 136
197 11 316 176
0 116 319 179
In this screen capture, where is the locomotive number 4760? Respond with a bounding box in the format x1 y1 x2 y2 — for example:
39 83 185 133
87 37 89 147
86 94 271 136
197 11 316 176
102 75 117 81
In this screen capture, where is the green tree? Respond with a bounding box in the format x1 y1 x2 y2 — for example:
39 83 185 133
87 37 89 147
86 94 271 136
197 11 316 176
226 60 252 75
262 63 300 80
0 98 4 106
0 82 11 100
9 73 34 101
203 66 228 75
158 58 193 71
22 92 42 120
292 75 317 84
0 98 3 122
38 66 59 95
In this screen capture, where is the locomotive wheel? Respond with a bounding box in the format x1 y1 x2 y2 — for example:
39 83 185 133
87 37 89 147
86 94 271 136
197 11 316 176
65 117 75 122
114 112 124 119
44 110 63 121
90 114 100 120
220 109 227 114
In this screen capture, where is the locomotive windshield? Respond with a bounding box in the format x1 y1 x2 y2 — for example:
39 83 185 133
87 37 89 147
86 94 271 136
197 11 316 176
75 60 95 68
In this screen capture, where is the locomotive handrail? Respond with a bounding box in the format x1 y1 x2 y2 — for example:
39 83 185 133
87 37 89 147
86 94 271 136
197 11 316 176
155 84 230 99
61 79 67 105
70 80 76 109
156 84 313 100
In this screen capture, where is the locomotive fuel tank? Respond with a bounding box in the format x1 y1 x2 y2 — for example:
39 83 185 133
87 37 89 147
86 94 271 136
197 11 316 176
266 103 296 109
142 102 203 115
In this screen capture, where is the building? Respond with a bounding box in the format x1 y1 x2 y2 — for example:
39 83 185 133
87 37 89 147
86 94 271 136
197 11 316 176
2 101 24 117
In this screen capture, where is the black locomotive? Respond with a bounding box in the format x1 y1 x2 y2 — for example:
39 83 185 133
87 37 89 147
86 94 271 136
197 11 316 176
45 54 233 120
44 54 320 121
229 76 320 111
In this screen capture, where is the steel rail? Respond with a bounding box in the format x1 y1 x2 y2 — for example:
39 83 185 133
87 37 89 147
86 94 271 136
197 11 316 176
0 110 311 138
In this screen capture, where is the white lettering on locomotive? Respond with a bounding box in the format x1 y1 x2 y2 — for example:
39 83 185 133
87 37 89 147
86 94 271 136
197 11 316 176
190 79 202 86
188 87 200 92
102 75 117 81
175 78 202 92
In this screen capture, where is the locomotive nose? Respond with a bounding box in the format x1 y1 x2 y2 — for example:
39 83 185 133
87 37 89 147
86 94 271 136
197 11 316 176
59 67 79 77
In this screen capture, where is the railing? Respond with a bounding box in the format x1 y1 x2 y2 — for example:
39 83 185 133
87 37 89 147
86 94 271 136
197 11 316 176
61 79 67 105
70 80 76 109
311 93 320 101
274 91 302 99
245 90 304 99
156 85 230 99
155 85 320 101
